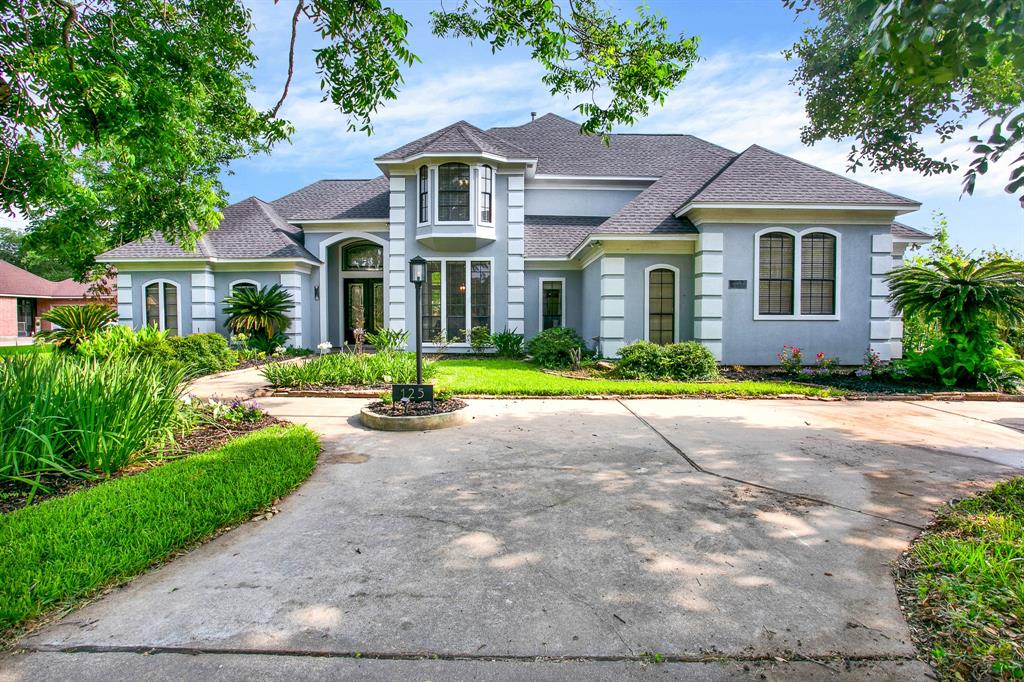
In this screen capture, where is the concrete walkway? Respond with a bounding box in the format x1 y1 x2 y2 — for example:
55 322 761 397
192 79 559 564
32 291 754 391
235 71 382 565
3 372 1022 680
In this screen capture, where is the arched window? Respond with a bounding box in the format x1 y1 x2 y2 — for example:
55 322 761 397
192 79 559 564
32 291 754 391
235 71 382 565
418 165 429 223
758 232 795 315
230 280 258 295
144 280 179 335
437 162 470 221
479 165 493 223
647 267 676 345
342 242 383 271
801 232 837 315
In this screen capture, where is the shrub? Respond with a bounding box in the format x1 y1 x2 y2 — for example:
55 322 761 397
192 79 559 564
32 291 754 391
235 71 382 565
813 352 840 375
492 328 524 358
0 425 319 632
0 355 187 482
365 328 409 352
35 304 117 351
76 324 171 362
526 327 587 368
167 333 238 376
470 325 492 352
223 284 293 350
777 345 804 374
615 341 719 381
903 326 1024 392
262 351 434 388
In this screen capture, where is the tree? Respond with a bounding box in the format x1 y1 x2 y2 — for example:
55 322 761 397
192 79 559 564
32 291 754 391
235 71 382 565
0 227 20 266
786 0 1024 206
1 0 698 277
223 284 294 352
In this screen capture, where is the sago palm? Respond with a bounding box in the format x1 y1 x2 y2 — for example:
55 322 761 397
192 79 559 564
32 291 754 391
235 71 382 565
36 303 118 351
223 284 294 339
886 257 1024 335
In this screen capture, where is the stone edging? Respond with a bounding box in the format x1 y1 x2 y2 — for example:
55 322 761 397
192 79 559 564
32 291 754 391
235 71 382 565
359 406 469 431
267 388 1024 402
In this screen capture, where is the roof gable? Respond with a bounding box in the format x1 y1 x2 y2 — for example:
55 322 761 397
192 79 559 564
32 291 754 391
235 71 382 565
376 120 532 161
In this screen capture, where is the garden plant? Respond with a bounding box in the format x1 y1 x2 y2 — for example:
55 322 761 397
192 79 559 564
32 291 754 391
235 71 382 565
223 284 294 354
34 304 118 351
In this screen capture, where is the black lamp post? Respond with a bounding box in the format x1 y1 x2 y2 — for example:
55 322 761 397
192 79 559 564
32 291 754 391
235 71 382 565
409 255 426 385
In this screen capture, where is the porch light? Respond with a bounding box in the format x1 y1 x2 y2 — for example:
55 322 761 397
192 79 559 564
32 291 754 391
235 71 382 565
409 255 427 284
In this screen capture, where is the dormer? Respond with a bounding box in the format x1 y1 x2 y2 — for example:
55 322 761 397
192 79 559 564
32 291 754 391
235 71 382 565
375 121 536 250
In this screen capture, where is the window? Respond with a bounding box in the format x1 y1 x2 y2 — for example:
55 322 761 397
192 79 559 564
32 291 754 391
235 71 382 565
418 259 491 343
342 242 383 270
479 165 493 223
800 233 836 315
647 268 675 345
758 232 795 316
418 165 429 223
231 281 258 295
541 279 563 330
437 163 470 222
144 281 179 335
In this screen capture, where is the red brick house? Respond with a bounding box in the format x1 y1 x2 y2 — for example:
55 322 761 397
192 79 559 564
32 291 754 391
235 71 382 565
0 260 114 339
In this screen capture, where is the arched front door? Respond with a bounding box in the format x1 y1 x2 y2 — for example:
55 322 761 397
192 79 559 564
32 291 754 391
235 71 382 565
340 241 384 344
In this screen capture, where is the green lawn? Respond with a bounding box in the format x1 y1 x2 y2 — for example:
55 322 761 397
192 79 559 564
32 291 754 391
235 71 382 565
899 477 1024 679
0 425 319 637
0 344 52 358
433 359 842 397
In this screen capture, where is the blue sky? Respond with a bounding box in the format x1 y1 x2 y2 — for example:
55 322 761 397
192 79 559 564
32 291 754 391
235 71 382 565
229 0 1024 254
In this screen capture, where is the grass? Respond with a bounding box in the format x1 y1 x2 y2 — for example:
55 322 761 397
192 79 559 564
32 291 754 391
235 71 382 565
0 344 51 357
0 425 319 636
433 359 843 397
897 477 1024 679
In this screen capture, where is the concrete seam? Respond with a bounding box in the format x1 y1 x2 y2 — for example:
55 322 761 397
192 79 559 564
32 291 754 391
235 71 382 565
615 400 925 531
907 401 1024 435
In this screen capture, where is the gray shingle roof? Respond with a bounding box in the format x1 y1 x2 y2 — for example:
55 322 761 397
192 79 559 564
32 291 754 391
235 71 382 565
288 176 389 221
524 216 607 257
891 221 933 240
686 145 920 207
597 169 705 235
490 113 735 177
377 120 533 161
101 197 318 262
271 180 370 220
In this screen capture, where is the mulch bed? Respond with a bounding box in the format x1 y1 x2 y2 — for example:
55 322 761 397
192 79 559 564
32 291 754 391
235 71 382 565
0 414 285 515
366 398 466 417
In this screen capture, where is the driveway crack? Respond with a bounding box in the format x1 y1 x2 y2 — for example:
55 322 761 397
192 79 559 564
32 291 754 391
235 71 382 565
616 400 925 531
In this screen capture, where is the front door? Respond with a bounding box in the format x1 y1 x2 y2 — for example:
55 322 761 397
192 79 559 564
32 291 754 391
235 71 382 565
16 298 36 336
344 279 383 344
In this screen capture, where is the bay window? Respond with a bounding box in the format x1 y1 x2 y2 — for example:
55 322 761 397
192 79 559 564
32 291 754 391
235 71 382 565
479 165 493 224
418 165 429 224
437 163 471 222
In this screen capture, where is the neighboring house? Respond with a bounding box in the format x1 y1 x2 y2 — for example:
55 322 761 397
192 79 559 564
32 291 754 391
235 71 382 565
99 113 932 364
0 260 112 339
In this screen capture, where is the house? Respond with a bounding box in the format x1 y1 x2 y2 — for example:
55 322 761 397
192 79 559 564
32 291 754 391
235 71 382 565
0 260 113 339
99 113 932 364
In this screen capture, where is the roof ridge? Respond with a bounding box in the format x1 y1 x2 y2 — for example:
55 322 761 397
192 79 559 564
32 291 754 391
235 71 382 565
680 152 742 206
743 145 920 205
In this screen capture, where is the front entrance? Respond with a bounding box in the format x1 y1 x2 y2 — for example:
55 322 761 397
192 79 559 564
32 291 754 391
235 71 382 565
16 298 36 336
343 279 383 344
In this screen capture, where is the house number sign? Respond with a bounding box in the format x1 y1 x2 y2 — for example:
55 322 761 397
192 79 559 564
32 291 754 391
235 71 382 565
392 384 434 403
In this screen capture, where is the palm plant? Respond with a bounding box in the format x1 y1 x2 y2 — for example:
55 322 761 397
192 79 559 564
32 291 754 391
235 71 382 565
223 284 294 348
35 304 118 351
886 257 1024 334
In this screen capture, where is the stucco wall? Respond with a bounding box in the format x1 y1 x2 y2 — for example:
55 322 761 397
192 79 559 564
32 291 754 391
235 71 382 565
719 223 889 365
580 259 601 347
621 254 695 344
524 187 640 217
523 269 583 339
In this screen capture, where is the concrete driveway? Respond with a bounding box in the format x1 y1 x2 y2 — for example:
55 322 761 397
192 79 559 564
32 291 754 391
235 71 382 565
3 396 1022 681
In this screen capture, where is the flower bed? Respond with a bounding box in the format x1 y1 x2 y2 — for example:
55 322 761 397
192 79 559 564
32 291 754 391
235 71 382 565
366 398 466 417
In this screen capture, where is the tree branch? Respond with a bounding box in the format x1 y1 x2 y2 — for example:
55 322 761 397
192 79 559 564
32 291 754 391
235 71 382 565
271 0 304 118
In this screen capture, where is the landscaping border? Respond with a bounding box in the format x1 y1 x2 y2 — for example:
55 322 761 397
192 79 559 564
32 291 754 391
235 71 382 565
359 406 469 431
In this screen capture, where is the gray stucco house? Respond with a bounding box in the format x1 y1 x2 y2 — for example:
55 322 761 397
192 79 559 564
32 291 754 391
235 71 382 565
100 113 931 364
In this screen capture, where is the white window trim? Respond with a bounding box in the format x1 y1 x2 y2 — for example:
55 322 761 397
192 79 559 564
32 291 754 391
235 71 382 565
478 164 495 227
142 279 182 333
228 278 259 293
752 227 842 321
417 166 430 227
420 256 495 346
433 162 475 226
643 264 681 343
537 277 566 332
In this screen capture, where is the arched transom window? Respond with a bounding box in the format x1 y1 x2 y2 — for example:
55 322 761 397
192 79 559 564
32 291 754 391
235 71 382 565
647 267 676 345
437 162 470 222
144 280 179 335
342 241 384 271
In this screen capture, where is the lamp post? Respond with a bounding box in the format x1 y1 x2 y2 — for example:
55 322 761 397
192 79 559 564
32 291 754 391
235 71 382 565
409 255 426 385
